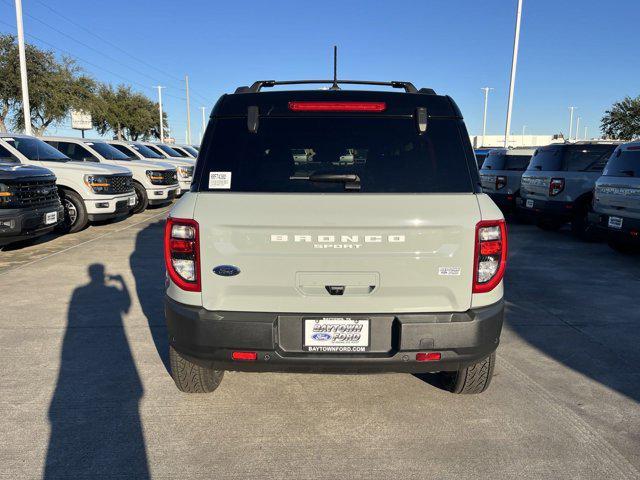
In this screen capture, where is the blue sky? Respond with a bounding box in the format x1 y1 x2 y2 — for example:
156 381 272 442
1 0 638 143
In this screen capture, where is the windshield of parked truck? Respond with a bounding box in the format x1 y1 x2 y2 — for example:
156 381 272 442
5 137 70 162
131 143 164 159
88 142 132 160
156 144 183 157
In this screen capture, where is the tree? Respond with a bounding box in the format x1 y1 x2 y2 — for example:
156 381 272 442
0 34 96 134
91 84 166 140
601 96 640 141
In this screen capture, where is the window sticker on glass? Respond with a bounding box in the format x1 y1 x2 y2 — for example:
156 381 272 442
209 171 232 189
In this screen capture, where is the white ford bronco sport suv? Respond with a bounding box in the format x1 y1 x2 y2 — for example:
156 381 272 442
164 80 507 395
43 137 179 214
0 134 135 233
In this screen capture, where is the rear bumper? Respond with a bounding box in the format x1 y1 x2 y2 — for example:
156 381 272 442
588 211 640 241
517 197 573 219
0 203 63 246
165 297 504 373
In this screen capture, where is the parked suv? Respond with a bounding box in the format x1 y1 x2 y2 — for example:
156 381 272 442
520 142 619 234
107 140 195 195
43 137 179 213
479 148 535 213
0 162 63 247
0 134 135 233
589 142 640 253
164 80 507 395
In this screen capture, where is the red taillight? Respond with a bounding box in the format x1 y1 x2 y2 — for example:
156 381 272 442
416 352 441 362
288 101 386 112
549 178 565 196
232 351 257 361
164 217 200 292
496 175 507 190
473 220 507 294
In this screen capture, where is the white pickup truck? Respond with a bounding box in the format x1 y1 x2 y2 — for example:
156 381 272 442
42 137 179 214
0 134 135 233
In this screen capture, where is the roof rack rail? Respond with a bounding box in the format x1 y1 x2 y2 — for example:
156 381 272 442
236 80 426 94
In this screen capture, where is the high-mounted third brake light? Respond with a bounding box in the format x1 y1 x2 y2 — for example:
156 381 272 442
288 101 386 112
473 220 507 294
164 217 201 292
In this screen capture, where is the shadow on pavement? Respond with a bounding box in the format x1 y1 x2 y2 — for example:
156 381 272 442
504 224 640 404
130 219 170 372
44 264 149 479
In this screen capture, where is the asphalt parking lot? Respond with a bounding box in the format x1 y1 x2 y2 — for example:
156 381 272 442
0 209 639 480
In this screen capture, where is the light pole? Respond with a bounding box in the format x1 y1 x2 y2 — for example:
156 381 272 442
522 125 526 145
568 106 576 140
584 125 588 140
14 0 32 135
481 87 493 147
155 86 165 142
504 0 523 148
575 117 581 141
185 75 192 144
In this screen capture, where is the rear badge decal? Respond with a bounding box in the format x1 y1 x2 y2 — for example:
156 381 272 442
438 267 461 276
213 265 241 277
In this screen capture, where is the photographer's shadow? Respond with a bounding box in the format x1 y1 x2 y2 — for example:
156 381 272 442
44 264 149 479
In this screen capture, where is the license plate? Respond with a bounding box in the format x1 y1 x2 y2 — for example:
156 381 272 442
44 211 58 225
608 216 623 229
526 199 534 208
128 196 136 206
303 318 370 352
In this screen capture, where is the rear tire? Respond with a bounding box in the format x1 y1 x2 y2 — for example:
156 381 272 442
56 189 88 234
132 182 148 214
446 352 496 394
169 346 224 393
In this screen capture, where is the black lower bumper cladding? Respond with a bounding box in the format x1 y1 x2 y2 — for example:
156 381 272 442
165 297 504 373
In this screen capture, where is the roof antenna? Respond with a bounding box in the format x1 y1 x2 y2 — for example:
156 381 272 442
330 45 340 90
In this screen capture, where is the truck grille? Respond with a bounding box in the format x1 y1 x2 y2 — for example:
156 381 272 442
2 179 61 209
148 169 178 186
105 175 134 194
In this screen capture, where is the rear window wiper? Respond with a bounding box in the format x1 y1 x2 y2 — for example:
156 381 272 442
620 170 635 177
290 173 361 190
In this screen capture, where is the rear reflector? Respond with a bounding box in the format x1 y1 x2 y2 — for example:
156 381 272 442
288 101 386 112
232 351 257 361
416 352 441 362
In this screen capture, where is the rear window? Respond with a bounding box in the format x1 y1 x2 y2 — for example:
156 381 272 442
528 144 616 172
528 147 563 171
199 117 474 193
603 148 640 177
481 151 506 170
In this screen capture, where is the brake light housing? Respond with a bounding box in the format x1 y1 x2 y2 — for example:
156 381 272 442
164 217 201 292
288 101 386 112
549 178 565 196
473 220 507 293
496 175 507 190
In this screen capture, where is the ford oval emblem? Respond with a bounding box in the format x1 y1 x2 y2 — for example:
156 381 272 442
311 333 332 341
213 265 241 277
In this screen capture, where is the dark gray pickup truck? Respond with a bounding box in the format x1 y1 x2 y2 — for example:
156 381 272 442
0 163 63 247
